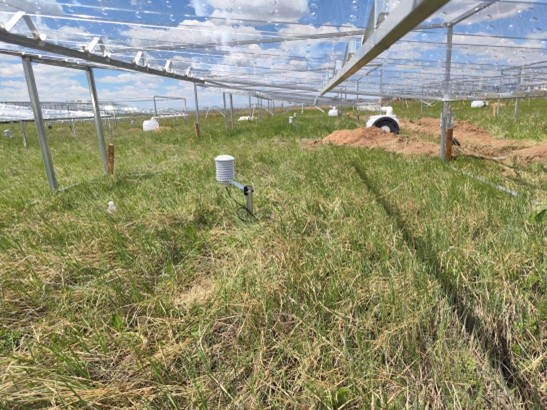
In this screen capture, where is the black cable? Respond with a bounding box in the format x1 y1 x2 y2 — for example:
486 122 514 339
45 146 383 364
225 186 256 221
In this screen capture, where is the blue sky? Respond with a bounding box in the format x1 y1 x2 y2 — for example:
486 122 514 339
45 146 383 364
0 0 544 111
0 0 367 109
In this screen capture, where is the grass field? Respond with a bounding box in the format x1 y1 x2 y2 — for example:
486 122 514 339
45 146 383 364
0 99 545 408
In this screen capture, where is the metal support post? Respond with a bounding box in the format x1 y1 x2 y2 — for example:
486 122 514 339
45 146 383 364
245 185 254 215
440 25 453 160
444 26 453 96
230 181 254 214
222 93 228 132
356 78 360 104
153 95 158 116
379 66 384 113
22 57 58 191
193 82 200 127
440 101 449 160
20 121 28 148
249 95 252 117
86 67 108 174
229 93 234 129
257 98 261 120
445 109 454 161
514 68 522 119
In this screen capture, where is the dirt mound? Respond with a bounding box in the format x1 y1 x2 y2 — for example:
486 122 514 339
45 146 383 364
320 127 439 157
316 119 547 162
400 118 533 158
511 144 547 162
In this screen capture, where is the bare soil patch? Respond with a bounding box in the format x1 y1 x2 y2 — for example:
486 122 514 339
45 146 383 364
311 118 547 162
510 144 547 162
322 127 439 157
400 118 536 158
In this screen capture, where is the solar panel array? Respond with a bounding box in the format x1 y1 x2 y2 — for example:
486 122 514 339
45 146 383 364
0 0 545 106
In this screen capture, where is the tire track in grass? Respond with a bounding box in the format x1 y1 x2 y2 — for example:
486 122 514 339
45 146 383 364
351 161 542 408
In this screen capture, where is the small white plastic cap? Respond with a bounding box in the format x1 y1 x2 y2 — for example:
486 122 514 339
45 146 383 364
107 201 117 213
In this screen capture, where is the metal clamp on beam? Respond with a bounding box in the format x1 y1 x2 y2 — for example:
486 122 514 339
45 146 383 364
0 11 25 32
84 37 110 58
0 12 46 41
133 50 147 67
22 15 47 41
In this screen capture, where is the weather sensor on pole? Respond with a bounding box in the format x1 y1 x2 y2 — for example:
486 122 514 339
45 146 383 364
215 155 254 214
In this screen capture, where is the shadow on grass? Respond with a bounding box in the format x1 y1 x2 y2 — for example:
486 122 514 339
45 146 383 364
351 161 542 407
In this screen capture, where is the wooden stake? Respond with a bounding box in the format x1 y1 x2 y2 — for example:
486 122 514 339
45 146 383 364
107 143 115 174
194 122 201 138
445 128 453 161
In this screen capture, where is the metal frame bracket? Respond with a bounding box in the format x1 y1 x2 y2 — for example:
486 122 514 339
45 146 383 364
0 12 46 41
0 11 25 32
84 37 110 58
133 50 148 67
22 15 47 41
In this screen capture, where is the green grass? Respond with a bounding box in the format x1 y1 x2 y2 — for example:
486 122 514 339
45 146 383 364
392 98 547 141
0 101 545 408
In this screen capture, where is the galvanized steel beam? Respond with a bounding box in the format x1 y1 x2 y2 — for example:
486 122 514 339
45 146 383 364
321 0 451 94
193 83 200 126
0 28 204 84
86 68 108 173
229 94 234 130
222 92 228 132
21 57 58 191
441 26 454 160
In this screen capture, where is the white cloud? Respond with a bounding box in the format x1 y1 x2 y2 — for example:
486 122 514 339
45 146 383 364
123 19 263 49
34 66 89 100
98 72 160 85
94 71 206 105
208 0 309 23
451 32 545 66
0 61 23 77
0 61 89 102
0 0 63 33
0 0 62 14
189 0 209 17
429 0 538 25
